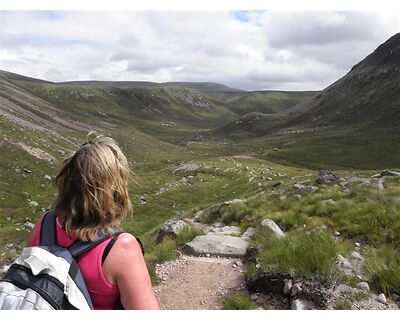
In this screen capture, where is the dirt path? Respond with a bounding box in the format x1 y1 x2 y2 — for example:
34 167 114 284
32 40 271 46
153 255 246 310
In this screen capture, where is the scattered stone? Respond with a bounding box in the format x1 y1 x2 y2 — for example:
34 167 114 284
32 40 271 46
294 183 319 193
321 199 336 205
315 170 340 184
206 253 211 258
23 168 32 173
157 220 187 243
269 181 281 188
44 174 52 181
28 200 39 207
235 260 243 267
333 231 341 236
291 283 302 296
14 168 21 173
356 282 370 292
139 196 146 204
251 293 259 301
375 170 400 178
363 178 384 190
260 219 285 238
349 251 364 261
377 293 387 304
347 177 384 189
294 194 302 200
24 221 35 230
337 254 353 270
333 284 358 295
355 242 361 248
291 299 306 310
284 279 292 295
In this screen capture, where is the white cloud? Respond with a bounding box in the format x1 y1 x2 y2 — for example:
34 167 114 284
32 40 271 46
0 11 399 90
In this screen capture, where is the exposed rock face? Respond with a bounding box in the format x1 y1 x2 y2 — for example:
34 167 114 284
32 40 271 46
182 234 249 258
316 170 340 184
260 219 285 238
168 87 210 110
157 220 187 243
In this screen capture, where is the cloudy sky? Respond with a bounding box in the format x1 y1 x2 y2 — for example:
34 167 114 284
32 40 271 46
0 10 399 90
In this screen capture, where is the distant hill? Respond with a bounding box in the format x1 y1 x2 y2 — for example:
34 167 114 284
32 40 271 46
60 80 242 92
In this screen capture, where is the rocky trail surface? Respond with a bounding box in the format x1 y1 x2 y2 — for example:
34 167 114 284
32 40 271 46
153 213 251 310
153 255 246 310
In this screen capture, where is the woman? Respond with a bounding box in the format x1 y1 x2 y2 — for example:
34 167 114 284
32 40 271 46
27 135 159 310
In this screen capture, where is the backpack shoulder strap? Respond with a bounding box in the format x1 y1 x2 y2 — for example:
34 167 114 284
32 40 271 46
39 210 57 246
68 229 124 258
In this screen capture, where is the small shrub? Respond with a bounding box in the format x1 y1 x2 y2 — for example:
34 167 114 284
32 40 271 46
222 292 257 310
151 238 177 263
221 203 251 225
340 274 359 288
335 299 352 310
354 291 369 301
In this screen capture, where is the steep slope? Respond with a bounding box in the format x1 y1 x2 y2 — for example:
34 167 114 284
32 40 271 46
284 32 400 129
220 33 400 137
215 33 400 169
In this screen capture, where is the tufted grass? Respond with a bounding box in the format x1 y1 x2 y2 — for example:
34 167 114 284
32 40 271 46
255 231 337 282
222 292 257 310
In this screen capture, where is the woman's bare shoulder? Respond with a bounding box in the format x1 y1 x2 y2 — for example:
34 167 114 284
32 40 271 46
111 233 143 257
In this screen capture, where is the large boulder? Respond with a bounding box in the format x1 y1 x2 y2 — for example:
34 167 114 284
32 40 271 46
315 170 340 184
182 234 249 258
157 220 187 243
260 219 285 238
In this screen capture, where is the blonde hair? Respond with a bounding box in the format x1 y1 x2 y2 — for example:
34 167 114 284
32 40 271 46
52 134 131 241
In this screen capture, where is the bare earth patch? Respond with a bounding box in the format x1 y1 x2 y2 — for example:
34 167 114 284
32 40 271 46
153 255 245 310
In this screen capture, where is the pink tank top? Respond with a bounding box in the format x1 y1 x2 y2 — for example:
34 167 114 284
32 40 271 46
29 215 120 310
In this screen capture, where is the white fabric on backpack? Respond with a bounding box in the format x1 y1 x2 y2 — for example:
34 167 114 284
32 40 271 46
0 282 53 310
13 247 91 310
